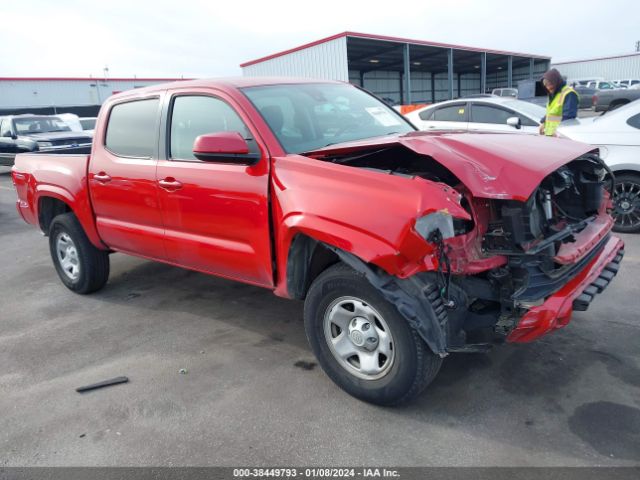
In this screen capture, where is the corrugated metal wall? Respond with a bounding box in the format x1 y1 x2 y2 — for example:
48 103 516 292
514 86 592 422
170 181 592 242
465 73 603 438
242 37 349 81
552 54 640 81
0 79 167 109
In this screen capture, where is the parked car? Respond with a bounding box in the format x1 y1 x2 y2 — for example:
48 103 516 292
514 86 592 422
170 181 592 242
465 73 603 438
558 100 640 232
405 97 545 134
574 85 598 109
0 114 93 166
12 78 624 405
569 77 604 87
491 88 518 98
592 87 640 112
586 80 617 90
614 79 640 88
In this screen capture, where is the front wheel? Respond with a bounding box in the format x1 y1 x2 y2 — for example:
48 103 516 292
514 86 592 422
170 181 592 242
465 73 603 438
304 263 442 406
611 173 640 233
49 213 110 293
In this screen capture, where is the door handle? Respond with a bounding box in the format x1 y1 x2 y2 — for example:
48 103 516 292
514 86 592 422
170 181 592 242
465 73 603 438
158 178 183 191
93 172 111 183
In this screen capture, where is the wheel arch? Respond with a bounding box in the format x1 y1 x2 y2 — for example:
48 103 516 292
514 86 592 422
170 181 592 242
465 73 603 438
38 196 72 235
34 187 107 250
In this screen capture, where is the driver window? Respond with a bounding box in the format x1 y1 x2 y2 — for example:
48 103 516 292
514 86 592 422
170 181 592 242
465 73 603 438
170 95 256 161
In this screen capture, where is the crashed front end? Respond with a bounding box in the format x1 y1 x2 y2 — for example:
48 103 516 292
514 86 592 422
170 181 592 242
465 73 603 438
443 153 624 347
308 134 624 355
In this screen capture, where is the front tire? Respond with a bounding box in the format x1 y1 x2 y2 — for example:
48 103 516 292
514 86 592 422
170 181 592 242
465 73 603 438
49 213 110 293
304 263 442 406
611 173 640 233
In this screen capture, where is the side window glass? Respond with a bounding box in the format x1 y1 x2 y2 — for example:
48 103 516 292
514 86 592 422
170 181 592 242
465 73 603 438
0 119 11 137
419 108 434 121
433 105 466 122
105 99 159 157
470 105 512 124
170 95 257 161
627 113 640 130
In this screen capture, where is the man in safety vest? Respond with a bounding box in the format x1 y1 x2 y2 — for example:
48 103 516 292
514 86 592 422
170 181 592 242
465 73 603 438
539 68 579 136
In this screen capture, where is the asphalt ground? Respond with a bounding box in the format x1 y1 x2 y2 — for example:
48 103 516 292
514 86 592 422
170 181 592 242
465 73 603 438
0 166 638 466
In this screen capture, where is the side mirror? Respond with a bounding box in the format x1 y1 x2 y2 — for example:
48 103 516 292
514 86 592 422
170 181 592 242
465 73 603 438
192 131 259 165
506 116 522 129
2 131 16 139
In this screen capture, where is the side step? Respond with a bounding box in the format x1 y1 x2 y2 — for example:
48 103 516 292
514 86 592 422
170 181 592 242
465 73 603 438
572 249 624 312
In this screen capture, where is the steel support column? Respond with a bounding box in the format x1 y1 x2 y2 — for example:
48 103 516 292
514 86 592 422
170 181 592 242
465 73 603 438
529 58 535 80
430 72 435 103
507 55 513 88
447 49 454 100
403 43 412 105
480 52 487 94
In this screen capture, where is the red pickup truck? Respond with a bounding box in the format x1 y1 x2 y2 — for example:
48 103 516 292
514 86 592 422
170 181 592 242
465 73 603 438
12 78 624 405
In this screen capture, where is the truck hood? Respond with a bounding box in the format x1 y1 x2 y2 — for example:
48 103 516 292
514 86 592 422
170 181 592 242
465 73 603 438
306 131 597 201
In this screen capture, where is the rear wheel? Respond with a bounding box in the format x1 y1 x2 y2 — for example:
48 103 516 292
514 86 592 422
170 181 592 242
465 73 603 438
612 173 640 233
49 213 110 293
304 263 442 406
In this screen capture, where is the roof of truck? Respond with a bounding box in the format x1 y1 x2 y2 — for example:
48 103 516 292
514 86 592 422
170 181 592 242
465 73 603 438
113 76 343 99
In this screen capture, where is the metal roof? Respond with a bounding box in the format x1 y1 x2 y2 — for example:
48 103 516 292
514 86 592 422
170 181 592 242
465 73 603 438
553 52 640 65
240 31 551 68
0 77 188 82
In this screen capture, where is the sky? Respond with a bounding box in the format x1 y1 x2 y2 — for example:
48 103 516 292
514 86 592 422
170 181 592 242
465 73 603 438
2 0 639 79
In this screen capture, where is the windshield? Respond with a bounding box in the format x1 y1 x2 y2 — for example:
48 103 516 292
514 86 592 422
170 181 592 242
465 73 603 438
242 83 415 154
502 99 546 119
13 116 72 134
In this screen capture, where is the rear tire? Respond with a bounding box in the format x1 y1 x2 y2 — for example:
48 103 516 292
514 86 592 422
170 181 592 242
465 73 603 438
611 173 640 233
303 263 442 406
49 213 110 293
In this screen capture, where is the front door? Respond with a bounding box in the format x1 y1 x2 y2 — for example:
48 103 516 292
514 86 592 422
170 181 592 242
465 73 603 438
88 96 167 260
155 90 273 287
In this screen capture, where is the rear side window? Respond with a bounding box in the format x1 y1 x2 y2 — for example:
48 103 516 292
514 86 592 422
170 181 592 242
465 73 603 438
105 98 159 157
433 104 466 122
471 105 513 124
627 113 640 130
169 95 255 161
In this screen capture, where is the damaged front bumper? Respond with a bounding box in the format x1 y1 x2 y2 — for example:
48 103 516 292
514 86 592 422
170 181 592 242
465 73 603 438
506 235 624 343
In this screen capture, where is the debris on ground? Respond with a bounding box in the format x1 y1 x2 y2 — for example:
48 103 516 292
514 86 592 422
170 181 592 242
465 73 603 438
75 376 129 393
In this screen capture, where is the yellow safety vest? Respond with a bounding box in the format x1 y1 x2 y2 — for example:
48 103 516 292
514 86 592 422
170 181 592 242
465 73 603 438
543 85 578 136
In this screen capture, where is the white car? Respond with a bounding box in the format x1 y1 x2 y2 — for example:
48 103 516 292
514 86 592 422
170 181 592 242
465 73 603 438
405 97 545 135
558 100 640 232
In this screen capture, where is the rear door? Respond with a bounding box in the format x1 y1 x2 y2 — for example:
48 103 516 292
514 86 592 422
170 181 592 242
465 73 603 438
155 88 273 287
88 95 167 260
423 103 468 131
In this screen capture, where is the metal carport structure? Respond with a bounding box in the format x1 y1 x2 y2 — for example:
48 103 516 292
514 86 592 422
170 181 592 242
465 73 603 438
241 32 551 105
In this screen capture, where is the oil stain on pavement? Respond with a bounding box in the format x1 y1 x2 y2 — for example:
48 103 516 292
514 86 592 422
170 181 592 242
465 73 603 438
568 401 640 460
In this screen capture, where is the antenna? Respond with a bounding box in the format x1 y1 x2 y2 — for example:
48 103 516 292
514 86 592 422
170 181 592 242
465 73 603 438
636 41 640 52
